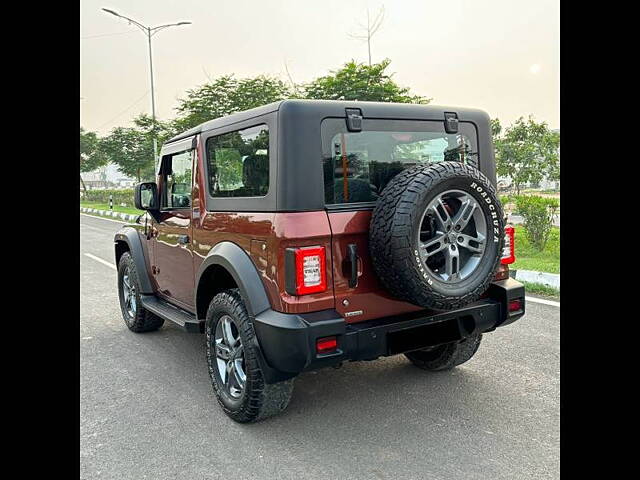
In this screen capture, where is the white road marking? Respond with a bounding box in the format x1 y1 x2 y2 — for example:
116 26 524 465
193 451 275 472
525 296 560 308
84 253 116 271
80 223 108 233
80 213 130 224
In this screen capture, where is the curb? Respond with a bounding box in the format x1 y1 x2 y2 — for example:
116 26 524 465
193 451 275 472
510 269 559 289
80 207 139 223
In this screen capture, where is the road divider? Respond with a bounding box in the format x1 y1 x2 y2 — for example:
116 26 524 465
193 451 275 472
512 269 560 289
80 212 132 225
80 206 140 223
525 296 559 307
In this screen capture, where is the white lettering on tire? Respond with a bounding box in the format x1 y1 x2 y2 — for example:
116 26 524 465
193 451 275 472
470 180 500 243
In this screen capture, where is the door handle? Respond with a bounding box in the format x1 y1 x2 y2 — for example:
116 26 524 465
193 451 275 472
347 243 358 288
178 234 190 245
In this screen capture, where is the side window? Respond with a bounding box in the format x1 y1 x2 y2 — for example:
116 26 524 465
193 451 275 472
206 125 269 198
162 150 193 209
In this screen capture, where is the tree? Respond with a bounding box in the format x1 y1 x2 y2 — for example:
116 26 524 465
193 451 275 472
173 75 293 133
349 6 385 66
493 116 560 195
303 59 431 104
100 114 172 182
80 127 108 192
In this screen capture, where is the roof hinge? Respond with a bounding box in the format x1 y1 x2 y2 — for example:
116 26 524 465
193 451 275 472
345 108 363 132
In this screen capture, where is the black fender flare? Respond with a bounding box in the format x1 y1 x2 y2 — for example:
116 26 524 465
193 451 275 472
114 227 154 294
195 241 270 320
196 242 297 384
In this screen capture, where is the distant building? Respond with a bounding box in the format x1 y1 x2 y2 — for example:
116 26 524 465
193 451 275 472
80 164 136 190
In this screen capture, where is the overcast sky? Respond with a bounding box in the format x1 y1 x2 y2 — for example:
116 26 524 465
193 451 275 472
80 0 559 136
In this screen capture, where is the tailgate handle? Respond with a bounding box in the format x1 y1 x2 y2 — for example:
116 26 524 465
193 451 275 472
347 244 358 288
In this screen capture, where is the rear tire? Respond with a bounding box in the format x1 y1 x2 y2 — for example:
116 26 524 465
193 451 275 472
404 334 482 371
205 289 294 423
117 252 164 333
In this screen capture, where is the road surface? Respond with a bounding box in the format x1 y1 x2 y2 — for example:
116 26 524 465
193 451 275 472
80 213 559 480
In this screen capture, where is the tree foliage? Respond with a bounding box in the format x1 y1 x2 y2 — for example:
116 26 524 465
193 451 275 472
303 59 430 104
493 116 560 195
80 127 108 191
515 195 559 251
99 115 171 182
173 75 293 133
82 59 432 187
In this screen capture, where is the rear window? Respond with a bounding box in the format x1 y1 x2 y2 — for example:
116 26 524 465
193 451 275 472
321 118 478 205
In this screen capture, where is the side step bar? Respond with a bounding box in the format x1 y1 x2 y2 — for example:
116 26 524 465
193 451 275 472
139 295 202 333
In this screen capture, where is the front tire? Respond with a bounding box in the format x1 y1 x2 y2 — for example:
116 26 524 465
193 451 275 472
404 334 482 371
117 252 164 333
205 289 294 423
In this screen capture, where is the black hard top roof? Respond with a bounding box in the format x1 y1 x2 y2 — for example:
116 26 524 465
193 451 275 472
165 99 489 144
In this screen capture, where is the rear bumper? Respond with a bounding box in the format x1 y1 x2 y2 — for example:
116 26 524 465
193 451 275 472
252 278 525 383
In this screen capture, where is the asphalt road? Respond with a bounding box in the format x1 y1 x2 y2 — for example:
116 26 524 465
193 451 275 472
80 213 559 480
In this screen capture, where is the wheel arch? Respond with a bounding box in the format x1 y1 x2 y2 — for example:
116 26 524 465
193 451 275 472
195 241 271 322
113 227 154 294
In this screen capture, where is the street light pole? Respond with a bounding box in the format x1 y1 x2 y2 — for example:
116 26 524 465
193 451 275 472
101 8 191 165
146 27 157 162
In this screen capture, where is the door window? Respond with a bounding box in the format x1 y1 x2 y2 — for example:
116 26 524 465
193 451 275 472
161 150 193 209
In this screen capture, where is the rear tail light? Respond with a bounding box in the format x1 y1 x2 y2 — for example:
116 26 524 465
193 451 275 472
286 246 327 295
501 225 515 264
316 336 338 354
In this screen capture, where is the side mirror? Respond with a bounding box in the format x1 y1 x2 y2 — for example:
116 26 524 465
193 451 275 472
134 182 158 210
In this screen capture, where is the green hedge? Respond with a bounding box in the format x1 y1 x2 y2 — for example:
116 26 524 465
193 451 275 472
81 189 135 207
514 195 559 251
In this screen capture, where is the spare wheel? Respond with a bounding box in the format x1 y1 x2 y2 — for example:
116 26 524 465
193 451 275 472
369 161 505 310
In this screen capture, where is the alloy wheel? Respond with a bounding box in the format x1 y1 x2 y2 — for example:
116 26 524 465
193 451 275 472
122 266 137 318
214 315 246 399
418 189 487 283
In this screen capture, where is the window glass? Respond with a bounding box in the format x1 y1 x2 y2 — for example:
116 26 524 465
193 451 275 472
163 150 192 208
322 119 478 205
206 125 269 197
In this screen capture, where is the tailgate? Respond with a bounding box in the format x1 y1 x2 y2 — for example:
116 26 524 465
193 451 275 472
327 209 425 323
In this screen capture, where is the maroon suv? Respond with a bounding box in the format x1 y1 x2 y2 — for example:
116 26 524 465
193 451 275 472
114 99 525 423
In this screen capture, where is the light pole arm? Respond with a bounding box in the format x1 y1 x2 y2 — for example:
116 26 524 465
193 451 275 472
101 8 148 33
150 22 192 37
101 8 191 166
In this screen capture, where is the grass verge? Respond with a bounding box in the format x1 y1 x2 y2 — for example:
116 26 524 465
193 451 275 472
80 201 143 216
520 280 559 299
512 225 559 274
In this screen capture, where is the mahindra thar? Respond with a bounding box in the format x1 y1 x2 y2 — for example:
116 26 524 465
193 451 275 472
114 99 525 422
